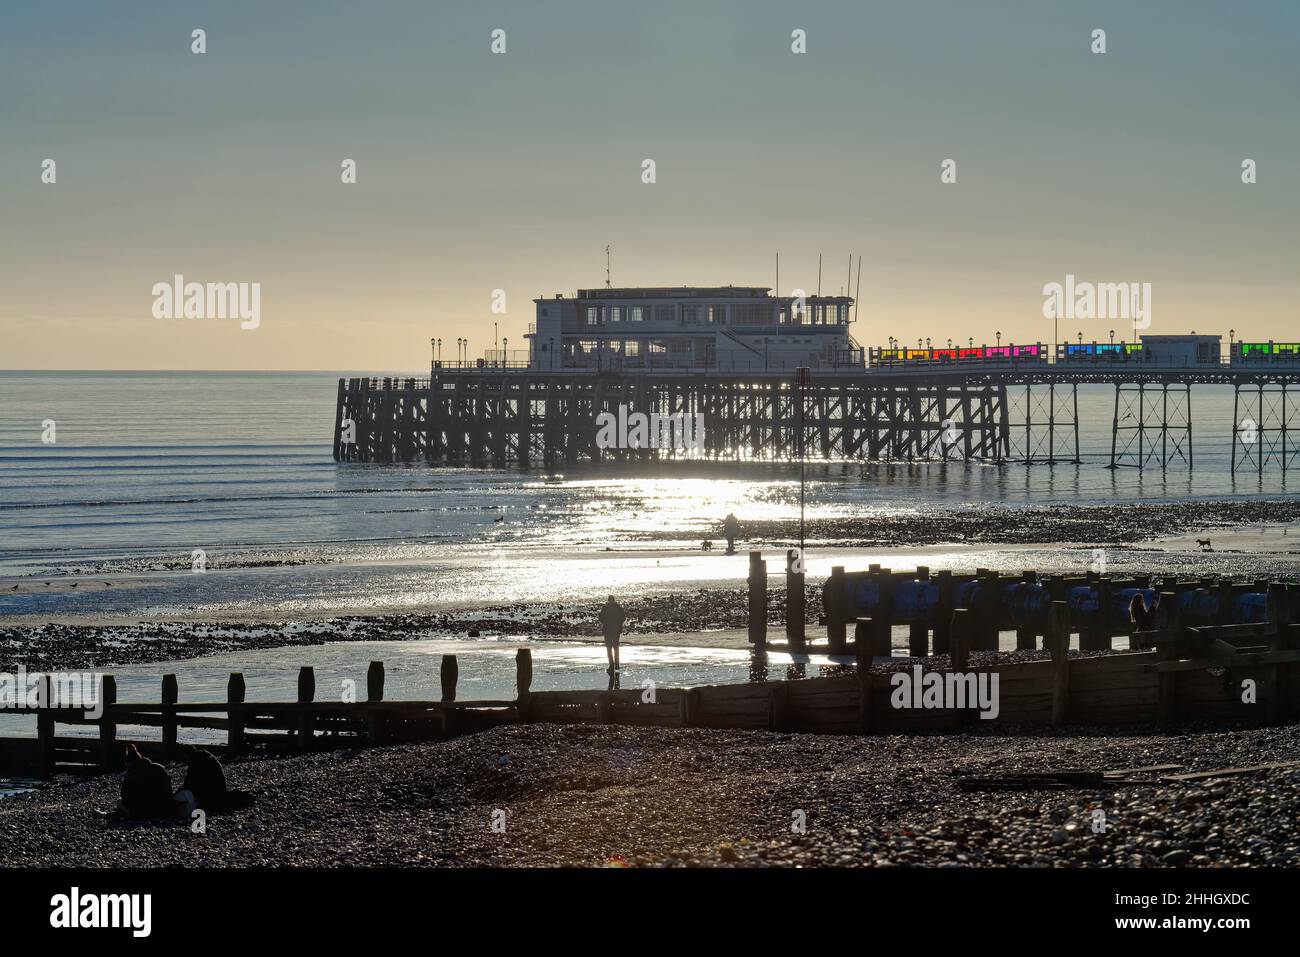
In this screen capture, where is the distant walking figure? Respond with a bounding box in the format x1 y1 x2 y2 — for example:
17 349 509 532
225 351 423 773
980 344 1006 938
599 595 626 674
723 513 741 555
119 744 176 820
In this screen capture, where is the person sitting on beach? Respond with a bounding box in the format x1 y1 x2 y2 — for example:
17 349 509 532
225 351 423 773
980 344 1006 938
723 513 740 554
118 744 178 820
1130 592 1159 632
178 744 255 813
599 595 627 674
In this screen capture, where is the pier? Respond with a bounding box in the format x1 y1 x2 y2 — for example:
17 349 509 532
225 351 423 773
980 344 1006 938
334 351 1300 473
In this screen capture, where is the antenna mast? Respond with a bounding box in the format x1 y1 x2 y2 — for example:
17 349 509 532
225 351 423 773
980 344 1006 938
605 245 611 288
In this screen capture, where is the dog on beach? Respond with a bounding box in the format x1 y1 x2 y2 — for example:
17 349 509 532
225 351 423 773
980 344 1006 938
1196 538 1213 552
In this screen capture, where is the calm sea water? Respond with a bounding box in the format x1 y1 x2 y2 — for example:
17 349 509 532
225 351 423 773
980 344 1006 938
0 371 1292 620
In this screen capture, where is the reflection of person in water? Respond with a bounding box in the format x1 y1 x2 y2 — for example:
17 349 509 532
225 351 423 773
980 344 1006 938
119 744 178 820
723 513 740 554
599 595 626 674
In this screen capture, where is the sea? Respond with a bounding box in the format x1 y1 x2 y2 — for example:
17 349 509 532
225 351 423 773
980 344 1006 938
0 370 1296 755
0 370 1295 621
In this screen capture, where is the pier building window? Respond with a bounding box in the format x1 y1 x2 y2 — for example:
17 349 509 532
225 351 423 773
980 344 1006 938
707 305 727 324
681 305 702 324
630 306 644 322
624 341 640 357
586 306 600 326
649 340 667 353
608 306 622 323
655 304 675 323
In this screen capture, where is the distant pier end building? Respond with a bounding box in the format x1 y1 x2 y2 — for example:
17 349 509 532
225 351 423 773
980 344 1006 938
525 286 863 372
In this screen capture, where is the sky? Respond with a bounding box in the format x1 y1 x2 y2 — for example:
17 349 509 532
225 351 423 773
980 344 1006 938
1 0 1297 371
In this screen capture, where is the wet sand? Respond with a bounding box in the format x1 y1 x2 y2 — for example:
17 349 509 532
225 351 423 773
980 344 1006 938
3 499 1300 672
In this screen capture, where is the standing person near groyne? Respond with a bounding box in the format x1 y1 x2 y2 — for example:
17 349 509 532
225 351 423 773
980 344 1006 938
599 595 626 674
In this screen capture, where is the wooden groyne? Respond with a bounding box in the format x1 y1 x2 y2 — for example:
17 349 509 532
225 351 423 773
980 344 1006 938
4 566 1299 779
1 655 515 777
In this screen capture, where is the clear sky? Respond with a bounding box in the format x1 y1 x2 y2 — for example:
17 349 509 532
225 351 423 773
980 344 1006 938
2 0 1296 370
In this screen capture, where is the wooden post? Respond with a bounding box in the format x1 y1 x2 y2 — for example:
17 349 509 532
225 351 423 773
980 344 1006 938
98 675 118 772
873 570 894 657
36 675 54 778
978 571 1000 651
826 565 847 654
1095 577 1114 651
161 674 178 757
768 682 790 731
906 568 929 657
1046 601 1071 725
856 624 874 733
367 661 385 701
1156 590 1180 726
365 661 385 745
516 648 533 722
227 673 246 755
440 654 459 702
949 609 971 672
786 548 806 651
679 687 701 727
748 551 768 652
297 666 315 752
933 570 953 654
1015 572 1037 650
1266 583 1292 723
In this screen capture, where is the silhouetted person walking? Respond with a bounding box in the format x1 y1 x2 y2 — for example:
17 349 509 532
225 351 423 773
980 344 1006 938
599 595 626 674
723 513 740 554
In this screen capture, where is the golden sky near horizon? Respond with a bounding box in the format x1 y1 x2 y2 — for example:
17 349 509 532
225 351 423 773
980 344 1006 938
2 1 1296 370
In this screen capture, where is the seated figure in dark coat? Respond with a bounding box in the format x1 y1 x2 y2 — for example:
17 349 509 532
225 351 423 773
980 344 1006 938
120 744 177 820
179 745 255 812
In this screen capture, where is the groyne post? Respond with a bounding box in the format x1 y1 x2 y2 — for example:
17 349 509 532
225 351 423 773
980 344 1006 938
441 654 458 702
36 675 54 778
748 551 768 652
908 565 930 657
516 648 533 722
872 569 894 657
227 673 246 755
297 666 315 751
98 675 118 771
1046 601 1071 725
161 674 178 757
366 661 385 745
826 564 846 654
933 570 953 654
949 609 971 671
785 548 806 651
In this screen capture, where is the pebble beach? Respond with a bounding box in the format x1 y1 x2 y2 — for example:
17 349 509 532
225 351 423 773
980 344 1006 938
4 722 1299 868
